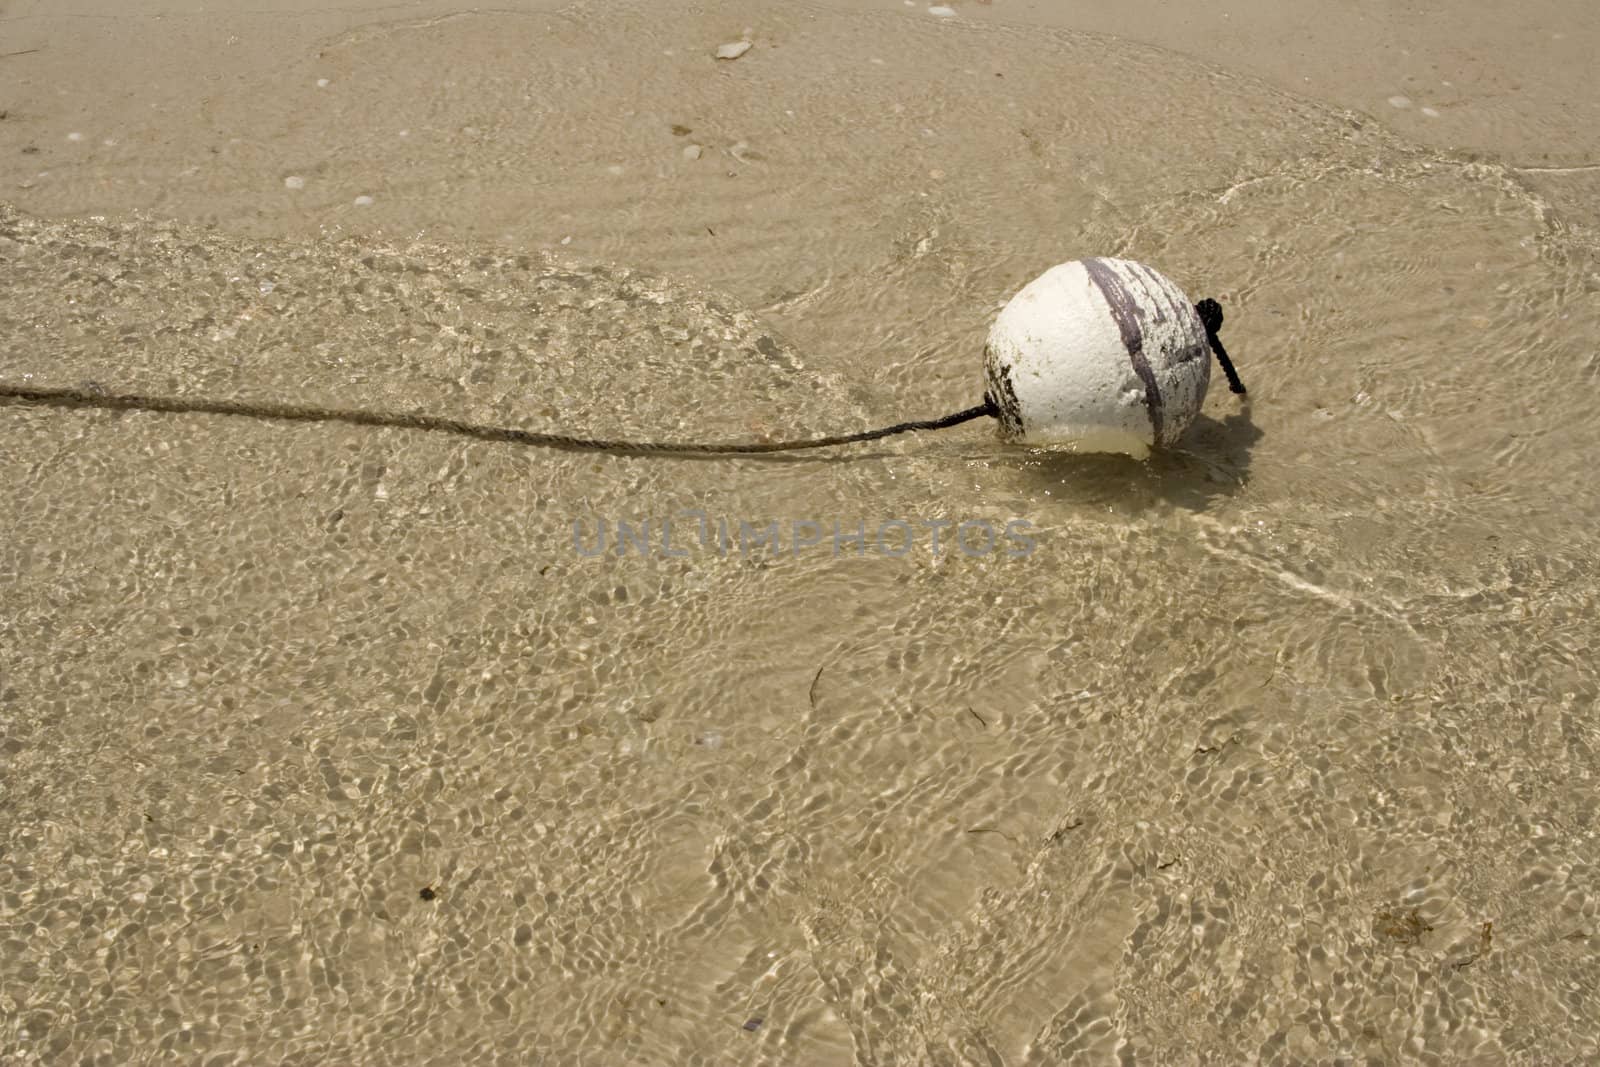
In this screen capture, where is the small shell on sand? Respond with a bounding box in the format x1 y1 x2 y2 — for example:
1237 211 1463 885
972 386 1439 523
284 175 305 190
715 41 751 60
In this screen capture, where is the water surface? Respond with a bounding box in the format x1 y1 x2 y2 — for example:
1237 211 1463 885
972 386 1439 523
2 1 1597 1063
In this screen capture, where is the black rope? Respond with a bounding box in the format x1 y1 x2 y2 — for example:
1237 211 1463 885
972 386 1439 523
0 383 999 456
1195 298 1247 395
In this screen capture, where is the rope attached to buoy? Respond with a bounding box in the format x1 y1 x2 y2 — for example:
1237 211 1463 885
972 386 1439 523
0 383 998 456
0 301 1241 455
1196 298 1247 395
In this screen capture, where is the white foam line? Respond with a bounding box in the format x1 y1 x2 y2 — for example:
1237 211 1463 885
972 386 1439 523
1512 163 1600 174
1190 518 1426 638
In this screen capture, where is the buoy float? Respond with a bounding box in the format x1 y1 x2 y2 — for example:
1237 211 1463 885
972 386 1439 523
984 258 1214 458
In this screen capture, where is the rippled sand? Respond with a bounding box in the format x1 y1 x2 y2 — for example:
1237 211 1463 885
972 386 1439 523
2 1 1598 1063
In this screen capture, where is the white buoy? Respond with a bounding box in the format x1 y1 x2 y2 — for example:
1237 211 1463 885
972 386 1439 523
984 258 1212 458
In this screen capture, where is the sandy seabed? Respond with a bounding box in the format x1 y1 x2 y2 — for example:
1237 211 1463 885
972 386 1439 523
2 1 1598 1063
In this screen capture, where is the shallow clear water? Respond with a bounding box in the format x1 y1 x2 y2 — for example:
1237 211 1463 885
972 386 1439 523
2 1 1598 1063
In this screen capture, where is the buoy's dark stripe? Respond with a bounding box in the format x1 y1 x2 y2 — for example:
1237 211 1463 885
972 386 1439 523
1082 257 1164 443
1136 261 1202 362
982 348 1025 441
1131 260 1214 413
1132 261 1173 328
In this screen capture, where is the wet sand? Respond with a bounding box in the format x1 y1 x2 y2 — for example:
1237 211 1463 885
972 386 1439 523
2 1 1599 1063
